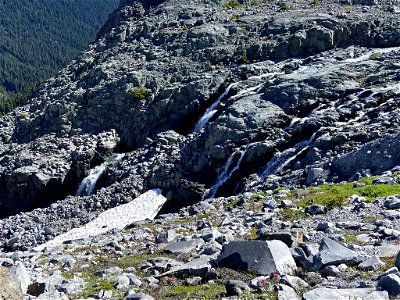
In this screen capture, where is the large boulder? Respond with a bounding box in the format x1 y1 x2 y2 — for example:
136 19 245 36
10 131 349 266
303 288 387 300
216 240 296 275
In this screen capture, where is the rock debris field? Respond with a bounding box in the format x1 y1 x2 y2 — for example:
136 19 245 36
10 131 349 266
1 0 400 299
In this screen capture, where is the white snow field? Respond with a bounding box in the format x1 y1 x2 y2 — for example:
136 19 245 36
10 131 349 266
35 189 166 251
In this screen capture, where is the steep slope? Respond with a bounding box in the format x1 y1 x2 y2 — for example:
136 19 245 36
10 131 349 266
0 0 118 95
0 0 399 249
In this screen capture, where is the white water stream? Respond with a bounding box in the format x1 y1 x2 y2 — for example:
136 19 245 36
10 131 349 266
204 148 247 199
76 153 125 197
193 83 237 132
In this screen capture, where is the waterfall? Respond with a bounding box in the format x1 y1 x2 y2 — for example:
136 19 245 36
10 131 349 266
259 133 317 181
193 83 236 133
76 153 125 197
204 148 246 199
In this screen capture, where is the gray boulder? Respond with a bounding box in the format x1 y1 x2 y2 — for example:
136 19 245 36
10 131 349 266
314 237 360 269
378 274 400 296
10 262 31 293
358 256 385 271
303 287 379 300
161 257 211 278
216 240 296 275
163 239 204 254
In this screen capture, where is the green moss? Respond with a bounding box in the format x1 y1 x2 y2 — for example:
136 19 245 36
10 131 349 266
246 226 260 240
129 87 149 100
310 0 321 6
77 275 115 298
249 0 269 5
280 2 291 10
164 283 226 299
223 0 243 8
369 51 382 60
279 207 306 222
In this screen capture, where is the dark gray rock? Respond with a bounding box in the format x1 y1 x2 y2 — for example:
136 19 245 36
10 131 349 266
305 205 327 215
257 231 295 247
216 240 296 275
384 197 400 209
225 280 251 296
161 257 211 278
314 237 360 269
358 256 385 271
378 274 400 296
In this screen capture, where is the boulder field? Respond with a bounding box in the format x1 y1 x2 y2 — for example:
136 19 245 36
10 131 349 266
1 0 400 299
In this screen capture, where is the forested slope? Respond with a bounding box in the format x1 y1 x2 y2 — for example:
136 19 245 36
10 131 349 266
0 0 118 112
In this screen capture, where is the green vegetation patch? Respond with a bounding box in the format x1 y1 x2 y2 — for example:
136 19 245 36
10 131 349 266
279 207 306 222
223 1 244 8
285 177 400 209
164 282 226 299
76 275 115 299
129 87 149 100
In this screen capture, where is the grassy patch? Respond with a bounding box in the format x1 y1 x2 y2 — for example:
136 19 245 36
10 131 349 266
164 283 226 299
362 215 384 222
286 178 400 209
75 275 115 299
280 2 292 10
278 207 306 222
129 87 149 100
223 0 243 8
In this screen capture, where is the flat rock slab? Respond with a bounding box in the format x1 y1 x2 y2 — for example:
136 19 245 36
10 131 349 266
316 237 360 268
303 287 388 300
161 257 211 278
215 240 296 275
163 239 205 254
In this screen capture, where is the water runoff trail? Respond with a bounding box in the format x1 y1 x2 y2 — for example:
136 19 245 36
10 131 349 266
76 153 125 197
203 148 247 200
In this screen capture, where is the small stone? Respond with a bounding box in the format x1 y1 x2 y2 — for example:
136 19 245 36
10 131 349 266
278 284 301 300
280 275 308 291
358 256 385 271
125 291 155 300
116 275 130 288
304 205 326 215
257 231 295 247
164 239 204 254
155 229 177 244
316 221 334 231
225 280 251 296
322 265 340 277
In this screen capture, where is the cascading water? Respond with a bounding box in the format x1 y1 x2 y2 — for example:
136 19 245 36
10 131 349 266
193 72 283 133
76 153 125 197
193 83 237 133
259 133 317 181
204 148 247 199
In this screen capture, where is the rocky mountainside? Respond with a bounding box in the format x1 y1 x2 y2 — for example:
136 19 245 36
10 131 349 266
1 0 400 299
